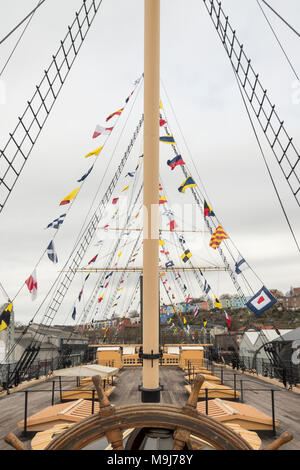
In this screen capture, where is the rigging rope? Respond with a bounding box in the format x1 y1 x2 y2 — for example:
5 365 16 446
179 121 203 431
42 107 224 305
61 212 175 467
260 0 300 39
0 0 46 47
256 0 299 81
202 0 300 208
231 62 300 255
2 115 144 373
159 105 249 300
0 0 103 215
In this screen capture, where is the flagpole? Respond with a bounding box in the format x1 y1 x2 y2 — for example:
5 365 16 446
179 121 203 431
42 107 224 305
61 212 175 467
141 0 161 402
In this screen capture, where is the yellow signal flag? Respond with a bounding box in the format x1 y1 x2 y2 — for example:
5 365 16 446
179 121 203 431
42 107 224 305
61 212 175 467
0 302 13 332
121 185 129 192
159 195 167 204
183 316 187 324
159 240 165 246
159 100 163 109
214 296 222 309
159 272 166 277
117 251 122 258
209 225 229 250
59 187 80 206
203 320 207 328
84 146 104 158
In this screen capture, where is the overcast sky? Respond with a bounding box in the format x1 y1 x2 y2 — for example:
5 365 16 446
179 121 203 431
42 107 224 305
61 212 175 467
0 0 300 326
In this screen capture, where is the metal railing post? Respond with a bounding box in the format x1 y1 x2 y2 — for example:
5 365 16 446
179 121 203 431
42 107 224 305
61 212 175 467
51 380 55 405
233 373 237 400
205 388 208 415
23 391 28 436
59 376 62 402
240 380 244 403
92 389 95 414
271 389 276 436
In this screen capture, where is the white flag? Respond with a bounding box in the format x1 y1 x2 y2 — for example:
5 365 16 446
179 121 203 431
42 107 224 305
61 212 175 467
25 269 38 301
92 125 113 138
235 255 248 274
246 286 277 315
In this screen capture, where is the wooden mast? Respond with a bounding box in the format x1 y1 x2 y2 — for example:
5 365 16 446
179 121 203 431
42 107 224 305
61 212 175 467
141 0 161 402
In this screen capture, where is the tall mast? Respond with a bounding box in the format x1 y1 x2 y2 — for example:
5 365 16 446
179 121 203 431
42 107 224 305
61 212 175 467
141 0 161 402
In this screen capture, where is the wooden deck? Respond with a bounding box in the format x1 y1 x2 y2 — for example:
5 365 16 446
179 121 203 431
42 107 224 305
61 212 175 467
185 381 241 400
184 373 222 384
1 365 300 450
196 398 279 431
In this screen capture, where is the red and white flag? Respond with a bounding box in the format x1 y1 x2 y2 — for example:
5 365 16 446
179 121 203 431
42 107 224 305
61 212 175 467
92 125 113 138
224 311 231 328
246 286 277 315
25 269 37 300
168 220 177 231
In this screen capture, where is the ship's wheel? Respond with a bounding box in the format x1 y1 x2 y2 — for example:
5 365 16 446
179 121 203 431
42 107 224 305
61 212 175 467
5 374 292 451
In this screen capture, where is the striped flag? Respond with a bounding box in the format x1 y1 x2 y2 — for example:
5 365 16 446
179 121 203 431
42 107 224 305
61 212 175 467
224 311 231 328
209 225 228 249
159 196 167 204
59 187 80 206
106 107 124 121
92 125 113 138
159 135 175 144
167 155 185 170
204 200 215 217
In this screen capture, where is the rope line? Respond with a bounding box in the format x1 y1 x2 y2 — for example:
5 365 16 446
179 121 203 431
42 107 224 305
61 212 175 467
256 0 299 81
260 0 300 39
0 0 46 47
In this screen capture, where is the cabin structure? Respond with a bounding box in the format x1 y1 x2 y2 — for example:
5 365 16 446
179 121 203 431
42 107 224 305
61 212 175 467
94 343 207 370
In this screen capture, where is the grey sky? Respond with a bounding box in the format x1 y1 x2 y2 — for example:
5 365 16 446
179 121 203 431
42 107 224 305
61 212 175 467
0 0 300 326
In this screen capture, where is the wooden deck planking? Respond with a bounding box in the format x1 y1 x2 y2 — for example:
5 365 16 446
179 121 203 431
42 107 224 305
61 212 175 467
1 365 300 450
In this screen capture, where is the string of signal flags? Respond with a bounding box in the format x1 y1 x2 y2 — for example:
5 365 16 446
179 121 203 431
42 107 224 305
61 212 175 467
7 76 277 339
158 101 277 318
